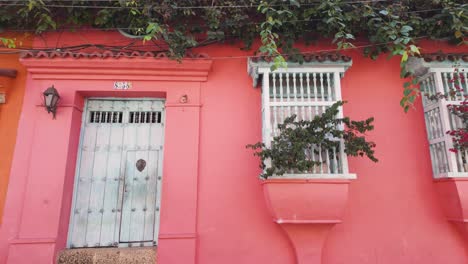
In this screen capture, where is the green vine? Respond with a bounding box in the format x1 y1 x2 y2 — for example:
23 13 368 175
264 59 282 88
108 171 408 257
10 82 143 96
0 0 466 107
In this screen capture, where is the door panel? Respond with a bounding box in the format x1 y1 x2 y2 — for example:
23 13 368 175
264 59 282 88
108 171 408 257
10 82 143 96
119 150 159 242
68 99 164 248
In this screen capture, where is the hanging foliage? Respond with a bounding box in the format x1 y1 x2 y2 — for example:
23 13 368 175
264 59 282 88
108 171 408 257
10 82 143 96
246 101 377 178
0 0 466 106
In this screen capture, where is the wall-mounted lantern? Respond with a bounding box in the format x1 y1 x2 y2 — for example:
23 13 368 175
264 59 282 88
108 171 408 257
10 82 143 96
43 85 60 119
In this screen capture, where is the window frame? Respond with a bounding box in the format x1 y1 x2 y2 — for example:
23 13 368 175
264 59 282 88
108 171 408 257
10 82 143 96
414 59 468 178
248 59 356 179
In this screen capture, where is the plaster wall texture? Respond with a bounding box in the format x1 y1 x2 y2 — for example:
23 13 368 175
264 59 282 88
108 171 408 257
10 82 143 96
0 53 27 224
0 31 467 263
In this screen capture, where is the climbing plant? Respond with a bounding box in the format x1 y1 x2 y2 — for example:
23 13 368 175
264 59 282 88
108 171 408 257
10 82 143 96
0 0 466 104
246 101 378 178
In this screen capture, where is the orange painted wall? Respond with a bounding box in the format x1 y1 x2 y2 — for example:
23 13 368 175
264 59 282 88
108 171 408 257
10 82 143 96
0 51 27 224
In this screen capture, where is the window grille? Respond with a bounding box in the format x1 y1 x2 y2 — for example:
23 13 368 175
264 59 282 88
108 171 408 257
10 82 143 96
419 67 468 178
129 111 161 124
248 59 354 178
89 111 123 124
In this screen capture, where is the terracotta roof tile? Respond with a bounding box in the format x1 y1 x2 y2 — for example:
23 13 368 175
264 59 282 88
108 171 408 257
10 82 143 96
20 50 210 60
420 52 468 63
250 52 351 63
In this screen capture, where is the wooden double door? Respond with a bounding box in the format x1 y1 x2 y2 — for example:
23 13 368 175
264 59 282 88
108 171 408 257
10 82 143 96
68 99 164 248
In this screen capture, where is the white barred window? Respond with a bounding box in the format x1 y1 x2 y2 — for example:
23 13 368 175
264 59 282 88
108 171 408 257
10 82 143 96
248 55 355 178
410 55 468 178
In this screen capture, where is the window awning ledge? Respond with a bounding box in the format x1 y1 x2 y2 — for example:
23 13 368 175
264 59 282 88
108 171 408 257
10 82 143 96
247 54 352 88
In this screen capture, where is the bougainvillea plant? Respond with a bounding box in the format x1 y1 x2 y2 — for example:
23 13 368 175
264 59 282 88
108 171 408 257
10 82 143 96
426 68 467 153
247 101 377 178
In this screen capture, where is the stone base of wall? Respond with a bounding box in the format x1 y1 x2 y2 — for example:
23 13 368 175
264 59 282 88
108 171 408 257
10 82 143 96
57 247 156 264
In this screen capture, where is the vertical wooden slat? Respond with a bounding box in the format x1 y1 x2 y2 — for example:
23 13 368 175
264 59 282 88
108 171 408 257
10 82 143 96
463 72 468 95
326 72 332 102
300 73 305 120
279 72 284 125
332 146 338 173
319 73 324 102
306 73 312 120
86 101 113 247
312 73 318 102
69 109 99 247
443 72 451 98
434 72 459 173
325 148 331 174
272 73 278 135
318 145 323 173
285 72 291 118
263 71 272 145
456 71 464 101
429 144 438 175
292 73 298 117
310 145 316 173
99 102 125 246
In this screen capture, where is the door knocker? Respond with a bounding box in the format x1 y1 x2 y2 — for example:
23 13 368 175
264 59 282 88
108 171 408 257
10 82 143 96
136 159 146 172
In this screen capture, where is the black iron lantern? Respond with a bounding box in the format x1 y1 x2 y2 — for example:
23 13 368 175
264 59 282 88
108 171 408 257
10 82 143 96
43 85 60 119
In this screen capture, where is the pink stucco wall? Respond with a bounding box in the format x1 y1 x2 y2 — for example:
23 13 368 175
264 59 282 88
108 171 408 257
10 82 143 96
0 31 467 264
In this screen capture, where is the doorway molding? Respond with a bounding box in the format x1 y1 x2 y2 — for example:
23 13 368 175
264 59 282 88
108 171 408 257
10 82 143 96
0 53 212 264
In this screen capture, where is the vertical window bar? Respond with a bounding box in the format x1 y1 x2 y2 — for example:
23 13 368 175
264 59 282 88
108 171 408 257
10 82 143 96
429 144 438 175
332 146 338 173
319 73 324 102
285 72 291 118
443 73 451 99
318 144 323 173
279 73 284 125
313 73 319 118
326 73 332 102
435 108 442 138
325 148 331 173
306 73 311 120
310 145 316 173
292 73 298 118
272 73 278 135
299 73 305 120
456 71 464 101
463 72 468 95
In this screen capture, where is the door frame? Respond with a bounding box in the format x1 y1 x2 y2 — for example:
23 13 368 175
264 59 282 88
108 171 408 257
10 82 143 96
1 55 211 264
67 98 166 248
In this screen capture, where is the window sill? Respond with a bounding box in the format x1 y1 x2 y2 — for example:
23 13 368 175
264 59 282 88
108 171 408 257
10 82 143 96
268 173 357 180
433 172 468 179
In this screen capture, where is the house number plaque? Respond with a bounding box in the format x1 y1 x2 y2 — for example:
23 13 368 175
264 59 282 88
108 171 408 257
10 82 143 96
114 81 132 90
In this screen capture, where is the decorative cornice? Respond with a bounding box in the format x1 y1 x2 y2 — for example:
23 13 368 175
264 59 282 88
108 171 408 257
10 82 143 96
20 52 213 81
247 53 353 87
406 53 468 78
20 50 210 60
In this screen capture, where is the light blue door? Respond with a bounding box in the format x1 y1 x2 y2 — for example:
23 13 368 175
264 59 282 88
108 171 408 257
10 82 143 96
68 99 164 248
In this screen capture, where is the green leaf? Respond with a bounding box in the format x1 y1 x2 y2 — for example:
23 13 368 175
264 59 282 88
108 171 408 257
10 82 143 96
379 10 388 15
409 45 420 55
400 25 413 33
401 51 408 62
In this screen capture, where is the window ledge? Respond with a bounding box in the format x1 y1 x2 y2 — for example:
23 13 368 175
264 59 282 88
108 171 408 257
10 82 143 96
268 173 357 180
434 172 468 179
